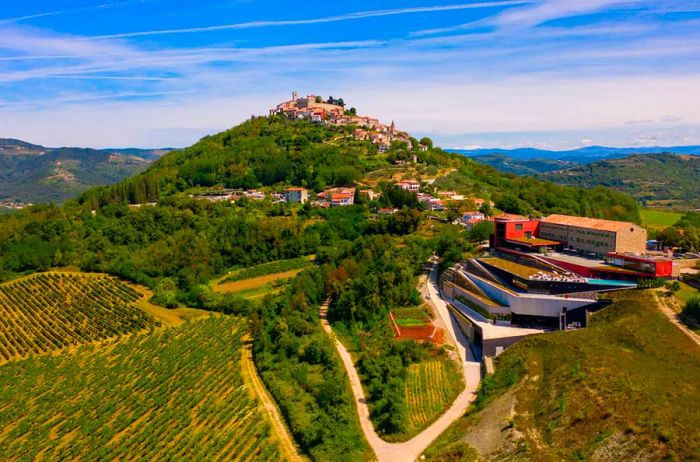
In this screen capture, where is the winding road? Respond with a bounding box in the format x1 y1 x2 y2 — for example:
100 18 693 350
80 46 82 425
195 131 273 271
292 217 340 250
319 264 482 462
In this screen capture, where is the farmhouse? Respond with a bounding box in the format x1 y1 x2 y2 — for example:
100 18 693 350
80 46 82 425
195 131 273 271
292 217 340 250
398 180 420 192
284 187 309 204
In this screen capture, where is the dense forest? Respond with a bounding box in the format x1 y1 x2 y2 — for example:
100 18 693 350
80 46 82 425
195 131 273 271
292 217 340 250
0 114 645 460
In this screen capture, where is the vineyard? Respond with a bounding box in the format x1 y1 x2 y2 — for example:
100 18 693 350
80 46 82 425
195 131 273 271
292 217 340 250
0 316 287 461
405 359 463 434
0 272 158 362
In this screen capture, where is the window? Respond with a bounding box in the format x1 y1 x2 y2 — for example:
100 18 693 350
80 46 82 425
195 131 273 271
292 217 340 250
515 224 523 230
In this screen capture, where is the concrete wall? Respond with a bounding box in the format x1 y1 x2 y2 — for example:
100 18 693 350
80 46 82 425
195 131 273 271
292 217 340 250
465 272 595 318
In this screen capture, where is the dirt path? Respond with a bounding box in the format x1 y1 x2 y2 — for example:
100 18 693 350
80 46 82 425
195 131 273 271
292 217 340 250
654 291 700 348
319 262 482 462
240 335 307 462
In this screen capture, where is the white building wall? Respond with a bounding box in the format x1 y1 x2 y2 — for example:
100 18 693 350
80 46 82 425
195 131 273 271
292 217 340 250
465 273 594 318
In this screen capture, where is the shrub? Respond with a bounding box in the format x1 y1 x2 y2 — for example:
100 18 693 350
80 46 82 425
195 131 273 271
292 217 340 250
682 296 700 323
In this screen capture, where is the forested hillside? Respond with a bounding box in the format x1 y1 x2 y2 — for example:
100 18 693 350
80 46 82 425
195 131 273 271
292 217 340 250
467 154 576 175
0 114 645 461
0 138 167 205
540 153 700 209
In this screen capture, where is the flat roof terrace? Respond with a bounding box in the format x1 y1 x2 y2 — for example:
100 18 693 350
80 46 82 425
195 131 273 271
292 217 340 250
505 237 560 247
479 257 556 279
543 252 643 276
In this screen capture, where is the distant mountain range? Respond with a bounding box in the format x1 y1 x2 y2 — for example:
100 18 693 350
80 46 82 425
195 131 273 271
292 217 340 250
448 145 700 163
0 138 171 206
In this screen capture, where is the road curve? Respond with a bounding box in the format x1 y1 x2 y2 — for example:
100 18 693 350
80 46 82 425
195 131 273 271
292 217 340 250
319 264 482 462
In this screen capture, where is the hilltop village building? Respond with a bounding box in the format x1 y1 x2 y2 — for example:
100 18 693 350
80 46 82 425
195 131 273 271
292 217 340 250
284 187 309 204
270 92 413 147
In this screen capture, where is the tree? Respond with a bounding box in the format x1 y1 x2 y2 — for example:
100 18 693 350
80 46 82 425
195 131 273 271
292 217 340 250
315 95 323 103
682 296 700 323
419 137 433 149
346 107 357 116
469 220 495 243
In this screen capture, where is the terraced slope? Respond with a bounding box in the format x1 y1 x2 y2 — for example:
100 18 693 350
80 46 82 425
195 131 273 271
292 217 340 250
0 272 157 362
0 316 286 461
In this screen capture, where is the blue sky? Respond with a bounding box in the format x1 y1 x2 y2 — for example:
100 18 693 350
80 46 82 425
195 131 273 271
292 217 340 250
1 0 700 149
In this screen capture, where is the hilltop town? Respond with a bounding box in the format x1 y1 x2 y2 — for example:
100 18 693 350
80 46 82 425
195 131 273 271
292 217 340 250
271 92 416 153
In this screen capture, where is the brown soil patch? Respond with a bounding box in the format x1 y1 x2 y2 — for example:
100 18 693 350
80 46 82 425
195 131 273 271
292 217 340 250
215 269 303 294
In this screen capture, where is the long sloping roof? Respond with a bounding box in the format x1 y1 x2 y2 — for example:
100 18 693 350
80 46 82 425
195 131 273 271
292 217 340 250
541 214 640 233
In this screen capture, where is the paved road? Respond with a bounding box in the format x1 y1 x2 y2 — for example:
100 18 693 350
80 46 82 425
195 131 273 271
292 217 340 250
319 264 482 462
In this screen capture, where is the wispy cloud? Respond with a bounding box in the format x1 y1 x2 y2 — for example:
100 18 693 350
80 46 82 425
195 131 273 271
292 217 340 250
414 0 632 36
86 1 533 39
0 0 163 23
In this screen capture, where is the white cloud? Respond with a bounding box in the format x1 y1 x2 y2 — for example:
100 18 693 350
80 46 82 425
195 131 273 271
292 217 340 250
492 0 630 30
661 115 683 122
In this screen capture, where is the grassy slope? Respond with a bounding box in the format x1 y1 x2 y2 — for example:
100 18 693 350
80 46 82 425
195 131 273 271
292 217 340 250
639 208 682 231
425 290 700 461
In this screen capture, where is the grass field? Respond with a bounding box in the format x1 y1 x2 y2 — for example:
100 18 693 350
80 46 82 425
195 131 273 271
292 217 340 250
215 257 313 300
425 290 700 461
0 316 287 461
675 281 699 305
215 269 304 299
221 257 313 283
0 272 158 362
405 359 463 435
639 208 682 230
392 307 432 327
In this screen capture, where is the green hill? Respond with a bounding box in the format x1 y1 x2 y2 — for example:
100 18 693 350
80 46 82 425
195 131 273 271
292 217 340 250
0 138 168 206
541 153 700 209
0 113 660 461
425 290 700 461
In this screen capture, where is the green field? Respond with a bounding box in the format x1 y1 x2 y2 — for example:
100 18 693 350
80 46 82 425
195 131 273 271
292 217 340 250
639 208 682 230
0 316 286 461
425 290 700 461
392 307 431 327
675 281 700 305
221 257 313 283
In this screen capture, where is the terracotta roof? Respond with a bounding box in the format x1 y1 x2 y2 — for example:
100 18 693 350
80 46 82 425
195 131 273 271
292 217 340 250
541 214 641 233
